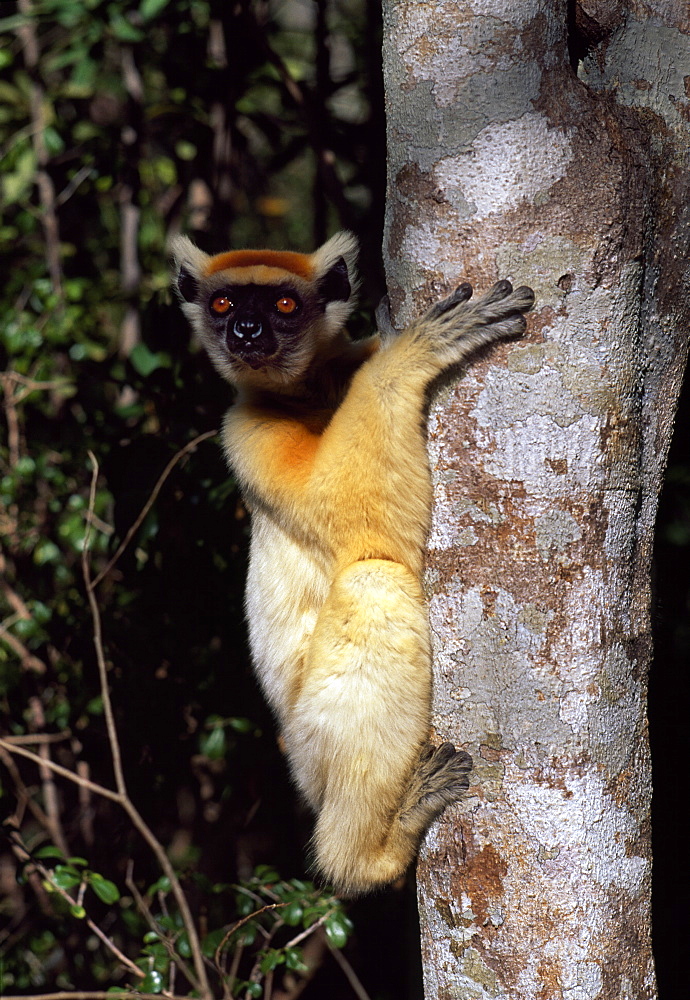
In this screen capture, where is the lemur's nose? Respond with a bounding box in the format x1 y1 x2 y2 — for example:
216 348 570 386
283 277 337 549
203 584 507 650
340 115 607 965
233 318 263 340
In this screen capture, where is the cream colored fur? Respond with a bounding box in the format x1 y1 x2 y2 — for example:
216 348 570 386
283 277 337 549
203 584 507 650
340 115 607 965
172 232 534 894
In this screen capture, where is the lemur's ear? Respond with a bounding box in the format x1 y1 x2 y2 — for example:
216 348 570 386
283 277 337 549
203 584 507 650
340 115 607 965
168 235 210 303
309 231 359 329
176 266 198 303
318 257 351 304
311 232 359 294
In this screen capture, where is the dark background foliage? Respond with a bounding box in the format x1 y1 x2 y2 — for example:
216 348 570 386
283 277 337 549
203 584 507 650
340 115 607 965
0 1 686 997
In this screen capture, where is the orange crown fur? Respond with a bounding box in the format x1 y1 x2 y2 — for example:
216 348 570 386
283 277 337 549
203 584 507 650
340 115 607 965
204 249 314 280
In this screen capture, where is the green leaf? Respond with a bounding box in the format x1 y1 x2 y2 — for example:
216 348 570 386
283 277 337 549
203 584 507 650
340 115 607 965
201 927 227 957
324 912 352 949
139 0 171 20
129 343 171 377
34 845 65 861
253 865 280 884
88 873 121 904
244 983 262 998
285 947 308 973
228 716 256 734
235 891 255 917
1 146 36 203
176 932 191 958
33 540 61 565
139 970 163 993
52 868 81 891
324 920 347 948
199 724 225 760
282 901 303 926
259 948 284 974
70 904 87 919
109 12 145 42
149 875 170 896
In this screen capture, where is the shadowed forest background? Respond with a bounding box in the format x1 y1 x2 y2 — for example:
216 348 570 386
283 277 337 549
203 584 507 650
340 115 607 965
0 1 687 997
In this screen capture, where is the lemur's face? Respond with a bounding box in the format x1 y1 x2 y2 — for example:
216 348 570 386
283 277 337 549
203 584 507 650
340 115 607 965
175 254 351 388
185 276 318 370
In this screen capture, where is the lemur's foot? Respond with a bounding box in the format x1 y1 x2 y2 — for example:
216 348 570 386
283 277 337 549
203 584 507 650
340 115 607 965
400 742 473 838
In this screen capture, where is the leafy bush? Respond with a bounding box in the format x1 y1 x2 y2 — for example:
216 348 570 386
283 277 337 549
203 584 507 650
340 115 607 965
1 0 386 994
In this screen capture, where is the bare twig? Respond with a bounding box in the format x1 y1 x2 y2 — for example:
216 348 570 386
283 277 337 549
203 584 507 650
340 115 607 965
271 929 328 1000
76 759 95 846
283 908 335 950
118 46 143 357
214 902 287 967
55 164 94 208
125 864 199 988
0 567 48 672
90 430 217 589
81 454 127 797
244 916 285 999
1 372 22 467
23 849 146 980
28 696 69 856
0 731 71 745
0 719 211 995
82 453 213 998
0 623 47 673
0 745 53 830
1 370 72 399
326 941 373 1000
0 740 123 803
225 941 244 997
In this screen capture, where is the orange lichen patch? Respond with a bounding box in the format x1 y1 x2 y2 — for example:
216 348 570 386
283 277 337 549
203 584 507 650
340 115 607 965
204 249 314 280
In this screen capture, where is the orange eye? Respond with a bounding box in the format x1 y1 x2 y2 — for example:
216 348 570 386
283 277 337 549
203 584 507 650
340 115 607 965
211 295 232 315
276 296 297 314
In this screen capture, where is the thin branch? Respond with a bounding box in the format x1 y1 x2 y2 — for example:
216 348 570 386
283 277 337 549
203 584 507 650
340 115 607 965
214 902 287 967
82 452 127 797
326 942 373 1000
55 164 94 208
0 740 123 803
28 695 69 856
90 430 218 589
1 372 22 467
26 851 145 980
82 452 212 998
76 759 95 846
0 623 47 673
0 735 212 996
0 731 71 745
0 745 53 830
125 864 199 988
283 909 335 950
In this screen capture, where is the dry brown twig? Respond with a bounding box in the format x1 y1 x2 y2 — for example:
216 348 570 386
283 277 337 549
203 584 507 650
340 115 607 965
8 832 145 982
90 429 217 589
125 862 199 989
0 451 215 999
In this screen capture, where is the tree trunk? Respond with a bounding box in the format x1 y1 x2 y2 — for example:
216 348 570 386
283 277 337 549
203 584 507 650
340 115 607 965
381 2 689 998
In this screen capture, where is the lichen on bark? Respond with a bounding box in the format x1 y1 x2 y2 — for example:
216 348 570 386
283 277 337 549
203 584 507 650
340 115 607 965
382 2 689 997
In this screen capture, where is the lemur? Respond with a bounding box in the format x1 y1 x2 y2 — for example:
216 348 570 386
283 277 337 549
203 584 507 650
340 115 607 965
171 231 534 895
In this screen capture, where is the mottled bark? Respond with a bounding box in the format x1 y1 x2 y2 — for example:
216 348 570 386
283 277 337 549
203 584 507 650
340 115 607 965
381 2 689 998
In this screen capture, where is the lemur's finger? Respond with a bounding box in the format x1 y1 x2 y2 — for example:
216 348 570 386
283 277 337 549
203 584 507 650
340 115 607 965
425 282 473 320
